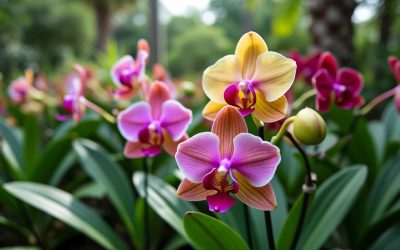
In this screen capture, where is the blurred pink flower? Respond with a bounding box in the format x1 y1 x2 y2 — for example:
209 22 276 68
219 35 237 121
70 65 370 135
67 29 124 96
111 39 149 100
176 106 279 213
312 52 364 112
388 56 400 112
118 81 192 158
290 50 322 84
56 74 85 122
8 77 31 104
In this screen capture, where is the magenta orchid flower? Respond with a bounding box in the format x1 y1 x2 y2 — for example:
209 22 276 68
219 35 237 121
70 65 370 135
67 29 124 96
111 39 149 100
290 50 322 84
56 73 85 122
388 56 400 112
118 81 192 158
8 69 35 104
312 52 364 112
176 106 279 213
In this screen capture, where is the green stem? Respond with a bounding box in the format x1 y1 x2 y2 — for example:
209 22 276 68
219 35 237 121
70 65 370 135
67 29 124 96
80 97 116 123
292 89 317 110
271 116 296 145
360 85 399 115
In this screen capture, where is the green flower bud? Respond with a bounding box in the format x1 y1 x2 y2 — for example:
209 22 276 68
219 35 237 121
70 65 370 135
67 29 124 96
293 107 327 145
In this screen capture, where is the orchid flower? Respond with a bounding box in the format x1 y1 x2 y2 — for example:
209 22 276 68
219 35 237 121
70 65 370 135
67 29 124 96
111 39 149 100
118 81 192 158
8 69 35 104
56 73 86 122
290 50 322 84
312 52 364 112
388 56 400 112
176 106 280 213
202 31 296 123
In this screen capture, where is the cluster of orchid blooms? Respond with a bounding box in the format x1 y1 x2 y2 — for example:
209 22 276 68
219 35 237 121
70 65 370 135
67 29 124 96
6 32 400 213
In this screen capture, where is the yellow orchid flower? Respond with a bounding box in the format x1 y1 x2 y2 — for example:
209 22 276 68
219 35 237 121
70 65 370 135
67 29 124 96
202 31 296 123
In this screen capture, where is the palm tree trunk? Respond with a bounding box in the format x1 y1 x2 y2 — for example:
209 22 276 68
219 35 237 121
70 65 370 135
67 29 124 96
94 2 113 52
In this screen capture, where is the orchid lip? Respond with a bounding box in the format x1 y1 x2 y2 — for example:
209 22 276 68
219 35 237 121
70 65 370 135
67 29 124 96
224 82 256 115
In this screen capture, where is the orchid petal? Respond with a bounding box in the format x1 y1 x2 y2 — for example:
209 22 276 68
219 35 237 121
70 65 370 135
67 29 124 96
235 32 268 79
337 68 364 95
177 178 214 201
113 85 139 100
117 102 152 142
176 132 220 183
202 101 227 121
206 192 236 213
312 69 334 98
148 81 171 120
231 133 280 187
111 55 134 87
335 91 364 109
160 100 192 141
252 90 287 123
318 52 338 78
163 132 188 156
123 141 145 158
395 92 400 113
202 55 242 103
316 95 331 113
388 56 400 83
233 171 277 210
211 106 247 159
252 51 296 102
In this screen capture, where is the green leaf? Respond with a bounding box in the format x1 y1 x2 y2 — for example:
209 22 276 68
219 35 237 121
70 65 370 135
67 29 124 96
31 135 73 183
368 121 386 163
276 194 313 250
183 211 250 250
23 115 40 176
0 119 24 179
0 215 30 240
370 224 400 250
3 182 128 250
133 172 196 240
297 166 367 250
53 115 101 140
74 182 106 199
73 139 136 239
368 154 400 222
383 103 400 142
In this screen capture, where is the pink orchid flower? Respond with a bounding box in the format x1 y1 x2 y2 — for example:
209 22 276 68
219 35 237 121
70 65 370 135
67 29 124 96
312 52 364 112
56 73 86 122
8 69 35 104
118 81 192 158
290 50 322 84
388 56 400 112
176 106 279 213
111 39 149 100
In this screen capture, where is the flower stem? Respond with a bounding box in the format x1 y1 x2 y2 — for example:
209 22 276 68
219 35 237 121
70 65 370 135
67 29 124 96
258 126 276 250
285 132 316 250
80 97 116 123
360 86 399 115
143 157 150 250
292 89 317 110
243 205 253 249
271 116 296 145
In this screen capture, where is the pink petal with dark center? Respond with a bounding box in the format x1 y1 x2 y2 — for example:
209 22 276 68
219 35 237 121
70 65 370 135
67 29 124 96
176 132 220 183
160 100 192 141
230 133 280 187
337 68 364 95
117 102 152 142
206 192 236 213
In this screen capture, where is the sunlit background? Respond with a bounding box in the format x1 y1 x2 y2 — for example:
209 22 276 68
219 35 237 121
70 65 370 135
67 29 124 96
1 0 399 99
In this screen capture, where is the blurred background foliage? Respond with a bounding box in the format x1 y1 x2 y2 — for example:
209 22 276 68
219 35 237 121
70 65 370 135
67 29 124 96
0 0 399 101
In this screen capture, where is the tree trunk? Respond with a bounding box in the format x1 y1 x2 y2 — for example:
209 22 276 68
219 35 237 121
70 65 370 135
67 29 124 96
94 2 113 52
308 0 356 66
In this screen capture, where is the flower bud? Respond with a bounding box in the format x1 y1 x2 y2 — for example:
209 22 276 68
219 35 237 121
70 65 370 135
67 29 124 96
293 107 327 145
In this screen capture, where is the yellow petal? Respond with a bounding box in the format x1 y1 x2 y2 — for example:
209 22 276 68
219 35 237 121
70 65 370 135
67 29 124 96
202 55 242 103
233 170 276 211
253 51 296 102
253 90 287 123
177 178 216 201
211 106 247 158
202 101 226 121
235 32 268 79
